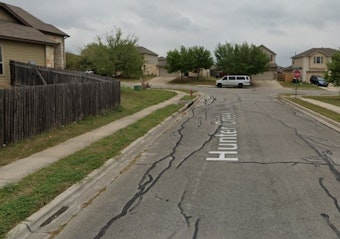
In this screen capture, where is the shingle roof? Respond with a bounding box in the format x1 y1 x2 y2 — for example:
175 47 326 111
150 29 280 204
0 2 69 43
259 44 276 55
157 56 166 67
2 2 69 36
137 46 158 56
292 48 337 58
0 20 56 45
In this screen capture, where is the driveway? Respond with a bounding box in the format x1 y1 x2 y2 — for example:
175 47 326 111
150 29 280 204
148 77 177 85
252 79 283 89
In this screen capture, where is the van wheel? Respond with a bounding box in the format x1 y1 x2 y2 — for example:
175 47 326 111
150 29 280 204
217 83 222 88
237 83 244 88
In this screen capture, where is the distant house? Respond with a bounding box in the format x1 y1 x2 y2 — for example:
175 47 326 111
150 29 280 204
136 46 158 76
252 45 278 81
290 47 337 82
157 56 179 77
0 2 69 87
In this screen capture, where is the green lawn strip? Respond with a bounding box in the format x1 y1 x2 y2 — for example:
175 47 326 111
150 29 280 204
303 95 340 107
0 103 182 237
278 81 322 90
288 98 340 123
0 88 177 166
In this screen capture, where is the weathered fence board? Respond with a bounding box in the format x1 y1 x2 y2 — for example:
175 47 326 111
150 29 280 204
0 61 120 146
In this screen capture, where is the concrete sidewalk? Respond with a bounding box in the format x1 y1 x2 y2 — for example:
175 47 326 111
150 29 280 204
280 95 340 133
0 91 185 189
299 97 340 114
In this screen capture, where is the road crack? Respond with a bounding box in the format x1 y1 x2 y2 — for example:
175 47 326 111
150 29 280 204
94 95 217 239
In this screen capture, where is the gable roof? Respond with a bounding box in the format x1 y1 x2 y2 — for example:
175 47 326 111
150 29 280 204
292 47 337 59
259 44 276 55
0 2 69 45
0 20 56 45
137 46 158 56
0 2 68 37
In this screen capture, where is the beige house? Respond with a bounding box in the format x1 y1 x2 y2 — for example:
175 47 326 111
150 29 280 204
252 45 278 81
291 47 337 82
0 2 69 87
157 56 179 77
137 46 159 76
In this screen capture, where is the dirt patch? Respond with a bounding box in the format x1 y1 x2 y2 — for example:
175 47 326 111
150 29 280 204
252 80 283 89
148 77 177 85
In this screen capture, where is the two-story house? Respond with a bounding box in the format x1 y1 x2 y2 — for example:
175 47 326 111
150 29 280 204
291 47 337 82
252 45 278 81
0 2 69 87
137 46 159 76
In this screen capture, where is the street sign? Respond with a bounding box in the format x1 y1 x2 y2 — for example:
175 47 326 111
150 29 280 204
293 70 301 79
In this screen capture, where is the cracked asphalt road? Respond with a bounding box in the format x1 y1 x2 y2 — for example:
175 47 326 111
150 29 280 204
55 86 340 239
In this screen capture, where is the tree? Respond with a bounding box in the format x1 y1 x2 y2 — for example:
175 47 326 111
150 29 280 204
189 46 214 80
166 46 192 80
80 40 113 75
166 46 213 80
79 28 143 78
325 50 340 87
214 42 270 76
66 51 82 70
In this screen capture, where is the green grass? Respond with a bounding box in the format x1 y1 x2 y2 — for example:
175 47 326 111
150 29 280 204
304 95 340 107
0 88 184 238
0 87 176 167
278 81 322 89
288 97 340 122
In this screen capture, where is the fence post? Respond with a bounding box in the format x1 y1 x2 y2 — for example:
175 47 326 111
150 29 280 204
10 60 15 85
0 89 4 146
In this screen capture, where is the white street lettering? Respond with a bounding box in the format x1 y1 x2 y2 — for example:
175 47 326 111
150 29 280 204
207 112 239 162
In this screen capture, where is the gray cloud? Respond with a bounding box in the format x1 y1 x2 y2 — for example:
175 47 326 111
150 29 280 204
8 0 340 66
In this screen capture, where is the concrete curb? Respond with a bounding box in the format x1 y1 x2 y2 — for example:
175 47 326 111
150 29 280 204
7 93 204 239
279 96 340 133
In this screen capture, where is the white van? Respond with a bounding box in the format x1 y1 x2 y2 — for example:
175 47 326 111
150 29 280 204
216 75 251 88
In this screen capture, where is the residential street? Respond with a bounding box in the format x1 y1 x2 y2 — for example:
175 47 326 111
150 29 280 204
53 86 340 239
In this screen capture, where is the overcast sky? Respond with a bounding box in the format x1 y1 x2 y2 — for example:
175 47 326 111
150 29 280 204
8 0 340 66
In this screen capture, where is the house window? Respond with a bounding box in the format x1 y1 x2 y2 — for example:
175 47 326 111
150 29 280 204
0 46 3 74
314 56 323 64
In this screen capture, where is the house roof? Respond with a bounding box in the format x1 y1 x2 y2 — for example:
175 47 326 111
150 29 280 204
1 2 69 37
0 2 69 45
259 44 276 55
0 20 57 45
157 56 166 67
292 47 337 59
137 46 158 56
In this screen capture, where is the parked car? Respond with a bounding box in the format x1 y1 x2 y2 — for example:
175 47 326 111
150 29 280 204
310 75 328 87
216 75 251 88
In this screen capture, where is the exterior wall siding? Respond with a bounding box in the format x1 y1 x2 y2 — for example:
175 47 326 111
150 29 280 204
45 34 65 68
252 71 275 81
293 55 331 82
142 54 158 75
309 53 327 69
45 45 55 68
0 40 45 85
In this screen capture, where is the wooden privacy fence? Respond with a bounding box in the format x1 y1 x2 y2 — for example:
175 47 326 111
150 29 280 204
10 60 113 86
0 61 121 146
0 82 120 145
